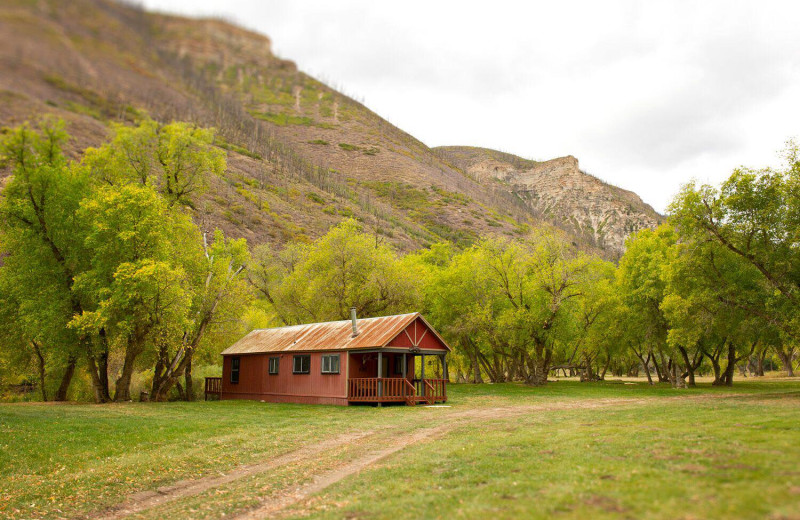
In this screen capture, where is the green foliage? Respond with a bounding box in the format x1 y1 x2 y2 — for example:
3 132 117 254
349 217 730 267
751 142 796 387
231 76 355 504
0 119 251 402
305 192 325 204
252 111 315 126
363 181 429 210
82 119 226 205
251 220 418 324
668 142 800 344
337 142 360 151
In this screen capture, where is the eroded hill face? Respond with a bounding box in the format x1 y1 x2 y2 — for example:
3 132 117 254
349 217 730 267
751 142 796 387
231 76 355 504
435 147 662 254
0 0 657 256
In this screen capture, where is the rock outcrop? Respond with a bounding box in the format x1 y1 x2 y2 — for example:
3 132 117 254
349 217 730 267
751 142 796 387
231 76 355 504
436 147 662 255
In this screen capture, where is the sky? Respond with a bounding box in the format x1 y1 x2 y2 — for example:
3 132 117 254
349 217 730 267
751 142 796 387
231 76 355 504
141 0 800 212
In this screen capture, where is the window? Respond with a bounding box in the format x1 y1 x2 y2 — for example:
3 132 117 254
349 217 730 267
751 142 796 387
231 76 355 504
293 355 310 374
230 357 240 384
394 355 404 375
268 357 279 375
321 354 340 374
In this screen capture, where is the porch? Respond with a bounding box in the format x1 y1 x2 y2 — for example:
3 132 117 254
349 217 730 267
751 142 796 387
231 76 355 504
347 350 448 405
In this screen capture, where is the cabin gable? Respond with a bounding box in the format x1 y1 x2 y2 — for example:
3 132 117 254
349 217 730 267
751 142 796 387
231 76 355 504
386 317 449 351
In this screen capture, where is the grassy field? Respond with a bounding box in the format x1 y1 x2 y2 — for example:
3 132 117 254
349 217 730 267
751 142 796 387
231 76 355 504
1 379 799 519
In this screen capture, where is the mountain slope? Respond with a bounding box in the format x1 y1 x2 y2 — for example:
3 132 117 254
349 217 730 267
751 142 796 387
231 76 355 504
0 0 657 256
435 147 662 254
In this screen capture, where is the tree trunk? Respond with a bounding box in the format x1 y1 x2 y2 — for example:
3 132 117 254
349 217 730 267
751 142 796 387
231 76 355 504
600 358 611 380
677 346 696 387
471 351 483 383
114 339 142 402
633 348 653 385
777 349 795 377
86 330 112 403
656 351 670 383
755 349 766 377
184 349 194 401
54 355 77 401
31 341 47 402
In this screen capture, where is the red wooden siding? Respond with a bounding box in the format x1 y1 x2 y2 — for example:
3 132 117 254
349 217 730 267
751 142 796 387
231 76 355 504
221 351 349 405
387 317 449 351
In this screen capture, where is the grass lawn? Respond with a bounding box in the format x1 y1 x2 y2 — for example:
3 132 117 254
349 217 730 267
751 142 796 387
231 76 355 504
1 379 799 519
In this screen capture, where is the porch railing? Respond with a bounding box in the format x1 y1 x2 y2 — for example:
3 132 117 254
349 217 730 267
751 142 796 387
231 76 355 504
204 377 222 401
348 378 446 404
415 378 447 403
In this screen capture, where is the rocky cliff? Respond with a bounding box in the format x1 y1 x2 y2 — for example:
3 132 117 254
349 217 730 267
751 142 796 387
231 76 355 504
436 147 662 255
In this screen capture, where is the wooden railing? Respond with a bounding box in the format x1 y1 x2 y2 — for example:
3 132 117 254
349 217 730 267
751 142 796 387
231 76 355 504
417 378 447 403
204 377 222 401
349 378 446 404
349 378 414 402
404 379 417 406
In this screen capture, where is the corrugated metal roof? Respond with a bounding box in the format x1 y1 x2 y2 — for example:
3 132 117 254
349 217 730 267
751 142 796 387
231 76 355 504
222 313 424 355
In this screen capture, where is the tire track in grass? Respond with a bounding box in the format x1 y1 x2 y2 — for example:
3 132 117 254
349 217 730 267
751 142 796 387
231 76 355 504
88 393 773 520
229 423 452 520
90 429 382 520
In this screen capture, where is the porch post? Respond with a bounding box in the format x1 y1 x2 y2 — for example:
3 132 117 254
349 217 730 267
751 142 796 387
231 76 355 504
441 354 448 381
421 354 425 381
402 353 407 379
377 351 383 399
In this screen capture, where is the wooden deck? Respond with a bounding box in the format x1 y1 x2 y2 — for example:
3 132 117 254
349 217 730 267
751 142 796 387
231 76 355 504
348 378 447 405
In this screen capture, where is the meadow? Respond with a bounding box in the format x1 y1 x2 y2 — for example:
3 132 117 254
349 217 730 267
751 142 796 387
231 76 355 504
1 379 799 520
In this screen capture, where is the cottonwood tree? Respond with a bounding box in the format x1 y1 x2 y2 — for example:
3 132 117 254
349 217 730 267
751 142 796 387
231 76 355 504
150 230 250 401
82 119 225 205
70 185 196 401
271 219 418 323
0 120 87 400
420 233 590 385
669 142 799 374
617 225 677 384
1 119 250 402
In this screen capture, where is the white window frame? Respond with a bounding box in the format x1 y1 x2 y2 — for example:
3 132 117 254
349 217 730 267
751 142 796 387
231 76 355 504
321 354 340 374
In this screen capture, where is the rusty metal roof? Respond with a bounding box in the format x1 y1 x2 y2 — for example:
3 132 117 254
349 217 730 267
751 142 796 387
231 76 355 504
222 313 432 355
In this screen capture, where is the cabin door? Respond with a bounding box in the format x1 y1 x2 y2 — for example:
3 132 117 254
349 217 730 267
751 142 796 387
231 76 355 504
381 356 389 377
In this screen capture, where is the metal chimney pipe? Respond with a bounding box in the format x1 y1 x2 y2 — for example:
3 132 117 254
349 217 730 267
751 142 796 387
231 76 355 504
350 307 359 337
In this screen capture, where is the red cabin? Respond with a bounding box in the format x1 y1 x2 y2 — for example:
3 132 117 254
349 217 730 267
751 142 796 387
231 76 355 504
206 312 451 406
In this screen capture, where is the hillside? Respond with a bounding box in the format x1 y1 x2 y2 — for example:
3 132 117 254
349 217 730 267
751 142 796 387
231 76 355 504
435 147 662 253
0 0 656 256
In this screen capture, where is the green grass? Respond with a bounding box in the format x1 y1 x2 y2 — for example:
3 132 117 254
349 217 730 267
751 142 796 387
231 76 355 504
303 395 800 520
0 381 798 519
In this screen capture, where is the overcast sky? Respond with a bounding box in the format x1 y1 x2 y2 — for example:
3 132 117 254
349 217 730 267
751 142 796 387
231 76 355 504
141 0 800 212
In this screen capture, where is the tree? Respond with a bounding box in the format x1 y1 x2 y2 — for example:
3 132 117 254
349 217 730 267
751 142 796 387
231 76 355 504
150 230 250 401
0 119 87 400
617 225 677 385
421 232 589 385
71 185 196 401
270 219 418 324
1 118 248 402
82 119 225 205
669 141 799 354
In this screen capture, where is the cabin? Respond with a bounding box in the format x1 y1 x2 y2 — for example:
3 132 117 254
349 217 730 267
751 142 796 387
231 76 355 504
205 311 450 406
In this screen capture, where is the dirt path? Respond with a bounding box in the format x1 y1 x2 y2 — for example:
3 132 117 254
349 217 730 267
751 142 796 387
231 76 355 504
230 423 453 520
87 394 738 520
91 430 383 520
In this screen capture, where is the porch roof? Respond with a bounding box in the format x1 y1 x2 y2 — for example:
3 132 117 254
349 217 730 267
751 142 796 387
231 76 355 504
221 312 451 355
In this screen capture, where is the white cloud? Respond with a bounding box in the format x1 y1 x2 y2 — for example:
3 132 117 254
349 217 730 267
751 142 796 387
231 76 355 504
141 0 800 212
